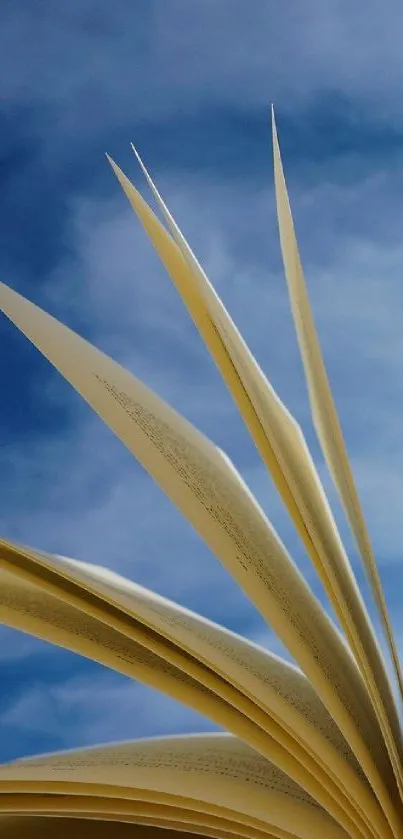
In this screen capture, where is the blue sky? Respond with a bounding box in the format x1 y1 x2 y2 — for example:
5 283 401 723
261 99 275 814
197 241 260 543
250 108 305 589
2 0 403 763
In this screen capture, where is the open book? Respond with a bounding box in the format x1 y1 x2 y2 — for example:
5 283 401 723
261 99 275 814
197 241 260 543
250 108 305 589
0 111 402 839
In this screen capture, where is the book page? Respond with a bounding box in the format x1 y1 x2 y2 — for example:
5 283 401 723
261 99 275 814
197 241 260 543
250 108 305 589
0 796 274 839
0 562 369 839
0 568 231 726
272 110 403 785
0 816 280 839
118 147 403 785
0 820 185 839
0 281 399 830
107 157 301 545
4 565 332 831
106 156 362 649
110 153 403 795
0 777 294 836
53 553 363 756
33 550 390 839
0 735 349 839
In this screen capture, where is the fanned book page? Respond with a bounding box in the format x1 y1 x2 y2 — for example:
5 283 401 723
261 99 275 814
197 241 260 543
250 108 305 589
0 541 390 839
0 735 350 839
0 117 402 839
0 820 281 839
0 819 276 839
108 138 403 790
108 146 398 727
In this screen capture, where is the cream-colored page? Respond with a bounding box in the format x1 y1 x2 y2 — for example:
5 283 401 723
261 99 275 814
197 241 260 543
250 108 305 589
11 820 253 839
0 567 287 755
0 562 367 839
0 554 379 839
0 568 270 742
0 816 283 839
0 820 189 839
110 154 403 800
111 154 376 637
120 148 403 775
107 158 311 553
114 153 386 736
0 820 219 839
0 775 291 836
0 778 291 837
0 537 392 839
0 283 398 822
37 550 388 839
0 797 273 839
0 735 349 839
118 146 403 790
272 111 403 777
4 792 294 839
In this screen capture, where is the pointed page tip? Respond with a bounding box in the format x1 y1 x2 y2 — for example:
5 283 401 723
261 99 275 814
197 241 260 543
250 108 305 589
130 143 149 180
272 117 403 722
105 152 117 169
105 156 135 197
105 154 124 178
271 110 279 146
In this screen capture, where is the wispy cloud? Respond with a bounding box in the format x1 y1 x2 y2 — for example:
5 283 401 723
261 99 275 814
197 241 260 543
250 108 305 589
3 0 403 136
2 0 403 762
2 671 217 745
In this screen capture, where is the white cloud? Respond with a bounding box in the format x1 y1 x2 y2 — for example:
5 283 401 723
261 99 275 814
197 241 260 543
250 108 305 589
0 670 217 754
2 8 403 756
0 626 40 663
3 0 403 138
